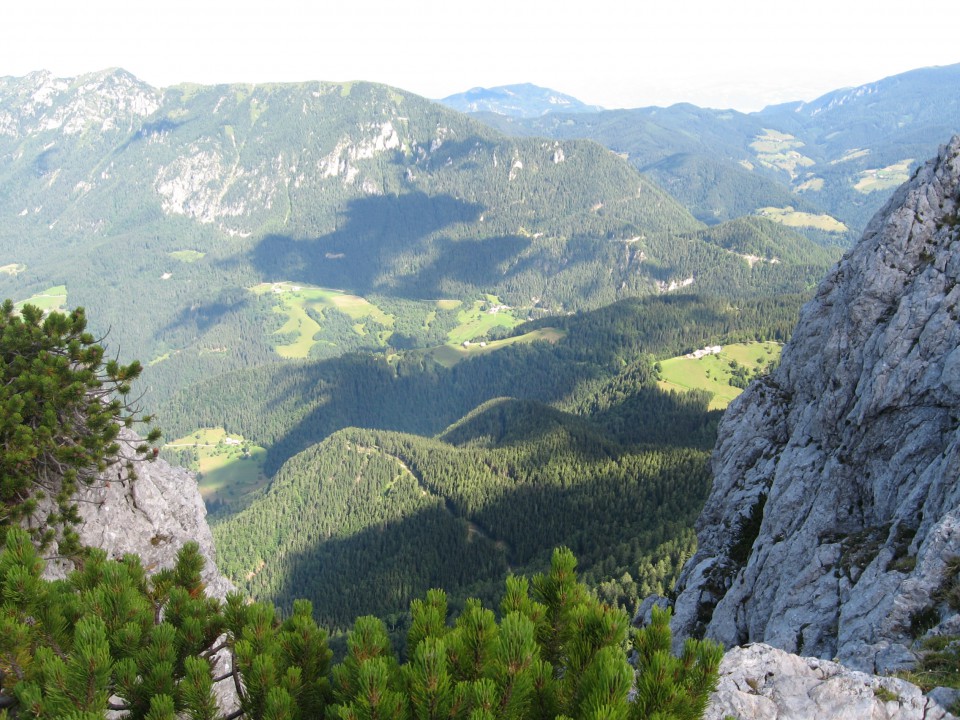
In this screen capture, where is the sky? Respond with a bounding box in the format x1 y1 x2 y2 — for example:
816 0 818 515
3 0 959 112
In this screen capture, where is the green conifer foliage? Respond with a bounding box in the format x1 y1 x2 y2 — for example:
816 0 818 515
632 607 725 720
0 533 223 719
0 536 720 720
325 548 721 720
0 301 160 555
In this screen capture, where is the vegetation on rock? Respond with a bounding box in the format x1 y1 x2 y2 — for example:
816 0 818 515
0 301 160 557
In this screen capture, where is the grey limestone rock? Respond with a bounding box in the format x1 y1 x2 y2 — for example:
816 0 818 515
707 644 955 720
669 136 960 674
40 429 235 600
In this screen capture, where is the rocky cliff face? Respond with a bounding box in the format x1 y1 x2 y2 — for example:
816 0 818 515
669 136 960 674
41 430 234 600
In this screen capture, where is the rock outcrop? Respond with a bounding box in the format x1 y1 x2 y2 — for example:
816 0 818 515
41 430 234 600
669 136 960 674
33 430 240 714
706 644 953 720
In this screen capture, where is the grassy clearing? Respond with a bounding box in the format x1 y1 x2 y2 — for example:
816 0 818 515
251 281 395 358
169 250 206 263
755 206 848 233
795 177 824 192
830 149 871 165
657 341 782 411
750 129 816 178
446 297 522 345
165 427 268 507
428 327 566 368
273 306 320 358
854 159 913 194
0 263 25 276
16 285 67 312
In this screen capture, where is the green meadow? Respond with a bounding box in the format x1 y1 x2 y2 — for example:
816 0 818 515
755 206 848 233
0 263 25 276
750 129 816 178
169 250 206 262
445 296 523 345
16 285 68 312
657 341 782 410
165 427 268 508
854 159 914 194
428 327 566 368
253 284 535 361
252 281 395 358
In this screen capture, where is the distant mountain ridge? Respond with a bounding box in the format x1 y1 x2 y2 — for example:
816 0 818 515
438 82 603 118
467 63 960 241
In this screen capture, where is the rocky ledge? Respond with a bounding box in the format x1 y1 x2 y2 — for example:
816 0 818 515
707 644 955 720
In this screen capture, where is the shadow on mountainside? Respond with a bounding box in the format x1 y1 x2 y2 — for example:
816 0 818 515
246 192 523 298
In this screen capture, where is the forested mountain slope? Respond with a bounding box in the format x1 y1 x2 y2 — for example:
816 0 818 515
0 68 842 646
475 64 960 242
197 292 806 636
0 69 699 399
160 293 805 477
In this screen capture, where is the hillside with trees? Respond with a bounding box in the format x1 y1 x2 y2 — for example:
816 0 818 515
0 71 838 409
0 302 723 720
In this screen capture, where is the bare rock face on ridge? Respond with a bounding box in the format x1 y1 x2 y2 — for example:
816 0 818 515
41 429 235 600
669 136 960 674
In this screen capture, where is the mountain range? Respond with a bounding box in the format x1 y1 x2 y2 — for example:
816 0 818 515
464 64 960 238
0 67 840 404
2 63 960 653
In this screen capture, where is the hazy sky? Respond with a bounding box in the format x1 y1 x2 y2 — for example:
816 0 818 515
4 0 958 111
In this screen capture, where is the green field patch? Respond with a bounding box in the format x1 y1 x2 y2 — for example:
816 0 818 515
657 341 782 411
750 129 815 178
755 206 848 233
0 263 25 276
436 299 462 311
165 427 268 508
830 149 870 165
169 250 206 263
446 298 522 345
16 285 67 312
795 177 823 192
251 281 395 358
854 159 913 194
429 327 566 368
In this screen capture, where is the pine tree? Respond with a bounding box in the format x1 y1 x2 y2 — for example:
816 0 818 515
0 532 721 719
0 301 160 556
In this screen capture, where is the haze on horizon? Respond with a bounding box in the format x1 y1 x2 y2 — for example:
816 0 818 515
5 0 959 112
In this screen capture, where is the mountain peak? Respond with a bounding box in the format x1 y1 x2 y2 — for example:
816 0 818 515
437 83 602 118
